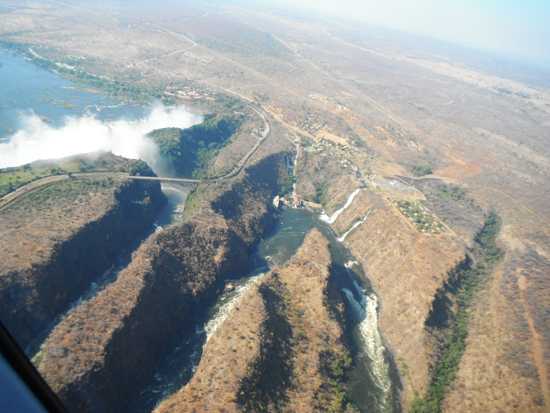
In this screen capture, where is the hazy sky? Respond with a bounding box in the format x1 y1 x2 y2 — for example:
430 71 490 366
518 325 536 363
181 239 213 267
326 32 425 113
283 0 550 65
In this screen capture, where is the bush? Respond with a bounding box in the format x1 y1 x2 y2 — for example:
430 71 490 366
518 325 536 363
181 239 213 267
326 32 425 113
412 164 433 177
128 160 155 177
437 184 466 201
49 167 67 176
280 174 296 196
314 183 328 204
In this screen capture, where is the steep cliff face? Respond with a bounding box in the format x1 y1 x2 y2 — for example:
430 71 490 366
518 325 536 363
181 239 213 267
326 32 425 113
0 176 165 349
147 114 242 178
211 152 291 244
36 216 248 412
35 152 290 412
443 249 550 413
154 274 267 413
331 186 467 409
259 230 352 413
154 230 355 413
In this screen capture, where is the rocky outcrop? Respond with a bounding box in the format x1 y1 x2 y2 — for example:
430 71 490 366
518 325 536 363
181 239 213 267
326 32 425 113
0 176 165 349
35 152 291 412
154 229 355 413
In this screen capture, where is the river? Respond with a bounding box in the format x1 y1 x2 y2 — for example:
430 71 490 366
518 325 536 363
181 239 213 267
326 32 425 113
0 46 145 141
1 44 396 413
0 45 201 169
133 207 397 413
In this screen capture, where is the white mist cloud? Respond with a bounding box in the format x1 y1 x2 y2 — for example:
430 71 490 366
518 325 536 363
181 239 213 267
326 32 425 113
0 104 202 170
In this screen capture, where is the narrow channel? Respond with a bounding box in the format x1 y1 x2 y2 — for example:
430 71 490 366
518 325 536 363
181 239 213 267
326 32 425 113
28 183 192 360
134 207 397 413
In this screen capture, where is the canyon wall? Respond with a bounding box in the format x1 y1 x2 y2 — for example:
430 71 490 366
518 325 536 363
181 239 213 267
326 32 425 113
155 229 354 413
0 176 165 348
35 152 291 412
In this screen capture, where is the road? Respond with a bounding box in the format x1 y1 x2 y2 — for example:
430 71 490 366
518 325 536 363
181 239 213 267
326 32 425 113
128 105 270 184
0 172 120 212
0 104 271 211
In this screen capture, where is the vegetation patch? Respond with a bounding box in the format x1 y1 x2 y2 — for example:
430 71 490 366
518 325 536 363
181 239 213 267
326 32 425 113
181 186 204 218
237 278 294 412
398 178 484 236
28 178 114 205
396 200 445 233
318 350 357 413
128 160 156 177
412 164 433 177
435 184 466 202
280 173 297 197
314 182 329 204
148 114 242 178
0 152 143 197
412 212 503 413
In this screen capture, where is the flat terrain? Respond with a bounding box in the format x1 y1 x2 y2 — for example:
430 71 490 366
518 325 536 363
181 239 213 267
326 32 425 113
0 1 549 411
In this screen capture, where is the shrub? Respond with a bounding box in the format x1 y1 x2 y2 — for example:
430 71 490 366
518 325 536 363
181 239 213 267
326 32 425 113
128 160 155 177
437 184 466 201
412 164 433 177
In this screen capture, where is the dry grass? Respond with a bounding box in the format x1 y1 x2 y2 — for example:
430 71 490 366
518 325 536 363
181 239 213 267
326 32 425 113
0 176 122 272
1 3 549 411
344 189 466 407
156 230 350 413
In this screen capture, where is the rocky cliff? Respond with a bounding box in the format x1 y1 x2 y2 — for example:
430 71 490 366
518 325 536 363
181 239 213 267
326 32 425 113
35 152 291 412
154 229 355 413
0 176 165 349
339 188 465 407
